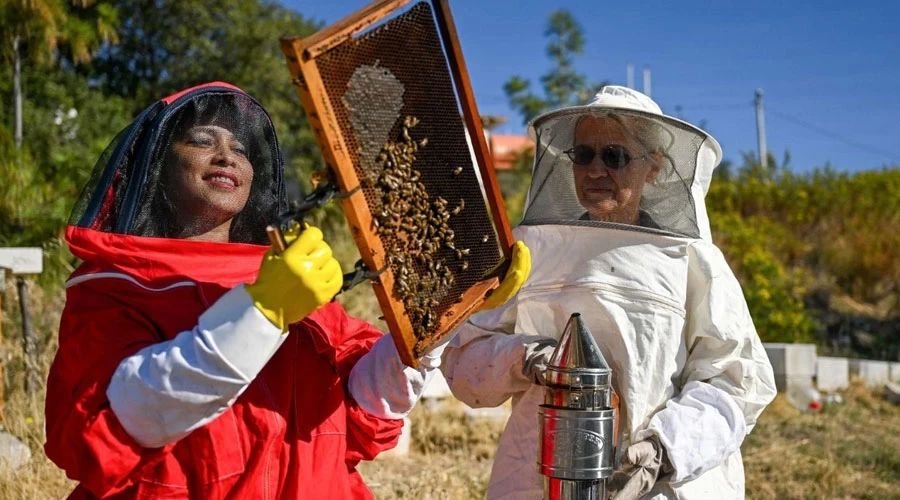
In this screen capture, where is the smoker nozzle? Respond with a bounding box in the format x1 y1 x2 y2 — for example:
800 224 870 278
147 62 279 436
544 313 612 392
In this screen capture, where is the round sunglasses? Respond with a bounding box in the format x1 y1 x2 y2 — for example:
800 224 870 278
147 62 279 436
564 144 652 169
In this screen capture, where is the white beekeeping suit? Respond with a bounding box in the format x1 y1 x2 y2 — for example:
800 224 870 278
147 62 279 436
442 86 776 499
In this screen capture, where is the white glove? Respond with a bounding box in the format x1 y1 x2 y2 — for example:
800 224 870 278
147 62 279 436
523 337 557 384
608 436 672 500
348 334 445 420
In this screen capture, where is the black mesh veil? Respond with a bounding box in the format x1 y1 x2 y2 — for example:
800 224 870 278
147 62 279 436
521 87 722 240
69 83 287 245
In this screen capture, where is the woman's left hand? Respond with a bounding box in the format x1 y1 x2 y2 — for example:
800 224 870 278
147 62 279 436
608 436 672 500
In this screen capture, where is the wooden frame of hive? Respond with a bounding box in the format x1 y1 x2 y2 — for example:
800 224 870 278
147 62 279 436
280 0 514 367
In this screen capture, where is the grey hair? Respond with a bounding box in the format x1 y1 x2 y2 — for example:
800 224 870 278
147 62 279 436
572 111 676 182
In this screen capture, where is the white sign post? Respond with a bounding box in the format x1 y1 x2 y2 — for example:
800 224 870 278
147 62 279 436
0 247 43 399
0 248 43 274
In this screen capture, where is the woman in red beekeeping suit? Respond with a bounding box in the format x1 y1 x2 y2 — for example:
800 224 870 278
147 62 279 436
44 82 528 499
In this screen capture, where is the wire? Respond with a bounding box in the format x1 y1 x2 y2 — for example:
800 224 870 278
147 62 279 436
674 103 748 111
767 108 900 164
488 94 900 164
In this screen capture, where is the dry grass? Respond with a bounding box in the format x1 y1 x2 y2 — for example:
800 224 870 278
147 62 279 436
744 382 900 499
2 277 899 498
1 279 75 499
0 389 76 499
359 453 491 500
2 373 899 500
358 400 504 499
359 384 900 500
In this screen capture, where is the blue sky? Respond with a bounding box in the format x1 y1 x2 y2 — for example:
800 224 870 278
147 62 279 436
283 0 900 173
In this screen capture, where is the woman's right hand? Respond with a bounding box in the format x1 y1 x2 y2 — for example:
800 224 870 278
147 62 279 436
246 224 343 331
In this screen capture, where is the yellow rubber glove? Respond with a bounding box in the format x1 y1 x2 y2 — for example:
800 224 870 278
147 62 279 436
479 240 531 311
246 224 343 331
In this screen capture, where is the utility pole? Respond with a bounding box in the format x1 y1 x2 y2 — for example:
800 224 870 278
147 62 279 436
643 66 652 98
16 277 39 393
626 64 634 89
755 88 768 169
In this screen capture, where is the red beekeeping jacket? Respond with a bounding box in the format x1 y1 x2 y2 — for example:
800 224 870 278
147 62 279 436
45 226 403 499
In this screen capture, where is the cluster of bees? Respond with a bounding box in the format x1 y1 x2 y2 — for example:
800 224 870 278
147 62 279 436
367 116 468 338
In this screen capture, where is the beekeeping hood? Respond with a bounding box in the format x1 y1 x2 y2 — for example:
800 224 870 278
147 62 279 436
68 82 287 244
522 86 722 240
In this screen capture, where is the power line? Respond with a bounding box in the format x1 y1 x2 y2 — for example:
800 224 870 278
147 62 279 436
767 108 900 164
480 92 900 165
675 103 748 111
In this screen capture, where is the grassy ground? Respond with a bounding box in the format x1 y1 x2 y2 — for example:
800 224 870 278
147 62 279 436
742 382 900 499
1 280 899 498
2 374 899 499
358 401 502 499
355 383 900 500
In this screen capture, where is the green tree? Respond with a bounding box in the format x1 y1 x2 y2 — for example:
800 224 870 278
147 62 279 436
707 148 900 352
503 9 605 124
0 1 122 287
0 70 131 285
710 212 815 343
1 0 118 149
90 0 323 185
2 0 65 150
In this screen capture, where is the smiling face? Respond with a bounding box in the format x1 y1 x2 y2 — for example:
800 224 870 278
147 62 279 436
572 115 662 224
166 125 254 241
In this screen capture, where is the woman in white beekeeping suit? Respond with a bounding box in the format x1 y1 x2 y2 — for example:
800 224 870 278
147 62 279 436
442 86 777 499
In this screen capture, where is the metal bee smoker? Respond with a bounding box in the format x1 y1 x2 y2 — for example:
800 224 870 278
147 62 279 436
538 313 618 500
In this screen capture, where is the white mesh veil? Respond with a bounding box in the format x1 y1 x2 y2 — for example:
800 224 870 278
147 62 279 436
521 86 722 240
